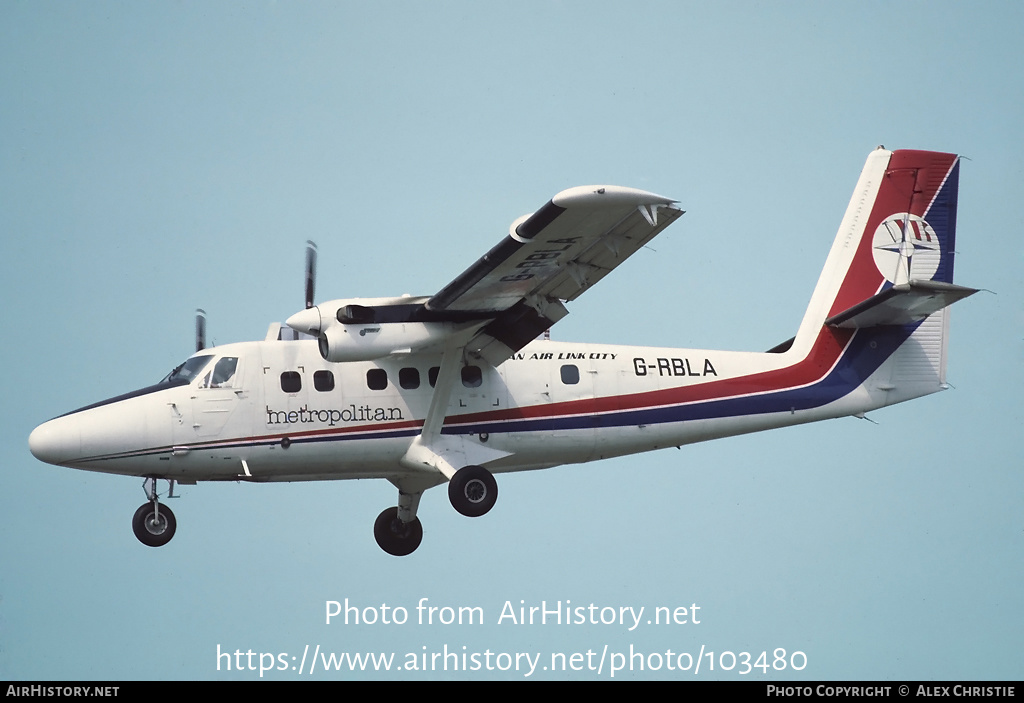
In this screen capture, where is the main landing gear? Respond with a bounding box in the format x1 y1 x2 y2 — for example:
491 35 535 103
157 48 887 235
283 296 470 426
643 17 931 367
447 465 498 517
373 465 498 556
132 478 177 547
373 507 423 557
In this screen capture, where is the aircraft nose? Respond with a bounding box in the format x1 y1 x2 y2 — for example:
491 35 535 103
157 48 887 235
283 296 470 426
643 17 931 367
29 415 80 466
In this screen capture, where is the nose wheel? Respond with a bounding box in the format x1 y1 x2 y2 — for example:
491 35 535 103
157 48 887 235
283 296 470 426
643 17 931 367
132 501 176 547
132 477 177 547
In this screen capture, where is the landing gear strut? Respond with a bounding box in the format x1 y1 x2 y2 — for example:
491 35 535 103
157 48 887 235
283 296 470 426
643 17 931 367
132 478 177 547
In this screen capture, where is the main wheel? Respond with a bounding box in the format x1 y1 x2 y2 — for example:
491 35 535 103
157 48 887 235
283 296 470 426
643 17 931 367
132 502 176 547
448 465 498 517
373 507 423 556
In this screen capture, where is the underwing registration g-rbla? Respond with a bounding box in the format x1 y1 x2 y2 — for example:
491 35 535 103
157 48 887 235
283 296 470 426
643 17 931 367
29 148 976 556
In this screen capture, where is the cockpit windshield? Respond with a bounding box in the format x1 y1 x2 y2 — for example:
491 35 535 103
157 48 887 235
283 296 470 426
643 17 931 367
161 355 214 385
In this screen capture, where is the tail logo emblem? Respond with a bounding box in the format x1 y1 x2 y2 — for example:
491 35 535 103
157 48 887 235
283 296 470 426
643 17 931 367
871 213 940 284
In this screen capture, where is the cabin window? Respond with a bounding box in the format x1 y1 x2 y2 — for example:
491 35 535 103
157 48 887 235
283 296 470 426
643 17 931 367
366 368 388 391
399 367 420 389
313 370 335 392
560 364 580 385
461 365 482 388
428 366 439 387
280 371 301 393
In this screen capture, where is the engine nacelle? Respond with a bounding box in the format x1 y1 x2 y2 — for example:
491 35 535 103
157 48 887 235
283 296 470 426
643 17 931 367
286 297 472 363
316 320 456 362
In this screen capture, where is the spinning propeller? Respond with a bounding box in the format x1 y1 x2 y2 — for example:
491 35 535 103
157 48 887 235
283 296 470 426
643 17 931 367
195 309 207 352
192 241 317 353
305 240 317 310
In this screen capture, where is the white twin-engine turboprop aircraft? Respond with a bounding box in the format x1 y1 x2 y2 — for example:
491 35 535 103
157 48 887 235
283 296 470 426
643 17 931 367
30 148 976 556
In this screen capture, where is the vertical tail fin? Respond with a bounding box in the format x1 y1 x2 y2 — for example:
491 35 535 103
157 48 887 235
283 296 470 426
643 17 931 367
792 148 975 404
793 148 963 348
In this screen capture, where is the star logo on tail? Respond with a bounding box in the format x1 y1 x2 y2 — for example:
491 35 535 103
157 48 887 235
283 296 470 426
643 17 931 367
871 213 940 284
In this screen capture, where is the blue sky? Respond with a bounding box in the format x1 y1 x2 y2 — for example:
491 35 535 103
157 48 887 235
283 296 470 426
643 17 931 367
1 1 1021 680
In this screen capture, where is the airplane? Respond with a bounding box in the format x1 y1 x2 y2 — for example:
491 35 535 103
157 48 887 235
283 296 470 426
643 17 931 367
28 147 976 556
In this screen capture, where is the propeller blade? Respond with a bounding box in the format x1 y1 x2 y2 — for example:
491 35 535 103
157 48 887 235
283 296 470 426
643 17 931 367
195 309 207 352
305 240 318 309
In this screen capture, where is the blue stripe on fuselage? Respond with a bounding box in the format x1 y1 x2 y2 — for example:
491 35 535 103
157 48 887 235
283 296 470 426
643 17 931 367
442 323 915 435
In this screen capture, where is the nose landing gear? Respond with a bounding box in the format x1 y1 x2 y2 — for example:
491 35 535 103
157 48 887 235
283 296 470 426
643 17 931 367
132 478 177 547
132 502 176 547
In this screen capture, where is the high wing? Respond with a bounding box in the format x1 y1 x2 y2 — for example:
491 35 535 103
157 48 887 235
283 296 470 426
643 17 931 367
284 185 683 367
429 185 683 365
392 184 684 489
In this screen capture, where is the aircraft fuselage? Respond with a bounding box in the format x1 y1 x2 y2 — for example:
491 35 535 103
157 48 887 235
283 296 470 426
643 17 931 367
30 322 917 485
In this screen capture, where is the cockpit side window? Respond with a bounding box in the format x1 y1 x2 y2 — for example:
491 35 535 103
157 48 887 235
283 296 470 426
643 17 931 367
198 357 239 389
211 357 238 388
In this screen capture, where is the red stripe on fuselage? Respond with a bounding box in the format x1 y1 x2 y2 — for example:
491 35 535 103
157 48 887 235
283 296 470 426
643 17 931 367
447 325 854 426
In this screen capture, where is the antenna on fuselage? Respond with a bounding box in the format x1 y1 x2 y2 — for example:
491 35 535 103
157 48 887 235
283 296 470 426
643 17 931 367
305 240 318 309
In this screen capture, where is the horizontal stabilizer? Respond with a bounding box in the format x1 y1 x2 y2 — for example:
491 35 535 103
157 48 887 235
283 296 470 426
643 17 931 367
826 280 977 329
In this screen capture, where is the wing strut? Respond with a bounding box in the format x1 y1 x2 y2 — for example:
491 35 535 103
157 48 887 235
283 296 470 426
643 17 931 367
400 340 511 484
419 341 464 445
